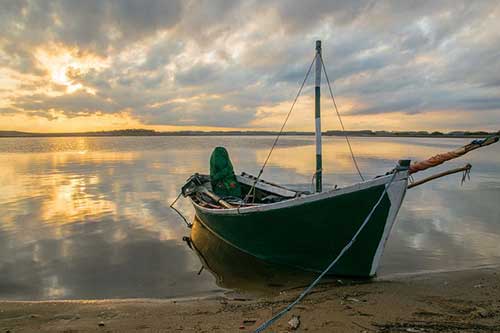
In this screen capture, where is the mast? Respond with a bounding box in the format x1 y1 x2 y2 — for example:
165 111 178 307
315 40 322 193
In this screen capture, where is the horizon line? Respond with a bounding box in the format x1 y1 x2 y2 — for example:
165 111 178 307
1 128 498 138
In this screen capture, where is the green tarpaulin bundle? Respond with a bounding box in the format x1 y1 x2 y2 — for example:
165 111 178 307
210 147 242 198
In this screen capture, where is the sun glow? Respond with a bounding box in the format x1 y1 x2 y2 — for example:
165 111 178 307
34 45 109 95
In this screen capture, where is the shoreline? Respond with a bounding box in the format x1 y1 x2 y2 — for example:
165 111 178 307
1 129 497 139
2 266 499 332
0 134 493 139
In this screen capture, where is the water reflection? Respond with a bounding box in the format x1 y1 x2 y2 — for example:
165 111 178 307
381 178 500 276
0 140 217 300
190 217 329 296
0 136 499 300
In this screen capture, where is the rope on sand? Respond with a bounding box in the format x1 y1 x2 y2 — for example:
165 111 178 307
254 169 400 332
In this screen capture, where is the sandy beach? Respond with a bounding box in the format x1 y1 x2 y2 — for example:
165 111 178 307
1 267 499 332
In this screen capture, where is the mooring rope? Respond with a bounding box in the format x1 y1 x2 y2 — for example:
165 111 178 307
244 54 317 203
254 170 399 332
169 192 192 228
319 54 365 181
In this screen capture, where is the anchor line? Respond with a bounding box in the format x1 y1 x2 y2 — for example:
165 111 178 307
169 192 192 228
254 169 400 332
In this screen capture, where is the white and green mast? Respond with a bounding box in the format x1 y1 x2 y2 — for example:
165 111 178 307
315 40 322 193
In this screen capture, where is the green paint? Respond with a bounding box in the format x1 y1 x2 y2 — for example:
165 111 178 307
194 184 391 277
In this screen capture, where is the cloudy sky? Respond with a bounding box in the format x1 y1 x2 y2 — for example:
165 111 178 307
1 0 499 132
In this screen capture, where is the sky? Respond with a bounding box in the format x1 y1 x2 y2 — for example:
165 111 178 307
0 0 499 133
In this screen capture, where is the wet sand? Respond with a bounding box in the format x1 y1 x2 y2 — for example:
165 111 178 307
1 267 499 332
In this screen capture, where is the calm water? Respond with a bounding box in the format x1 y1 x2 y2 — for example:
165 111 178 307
0 136 499 300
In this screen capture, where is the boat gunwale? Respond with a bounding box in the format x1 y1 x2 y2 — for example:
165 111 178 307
190 171 408 216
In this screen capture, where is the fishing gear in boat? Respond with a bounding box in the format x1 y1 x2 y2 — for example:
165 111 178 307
210 147 242 198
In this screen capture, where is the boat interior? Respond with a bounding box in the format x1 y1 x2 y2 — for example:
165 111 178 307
183 172 309 209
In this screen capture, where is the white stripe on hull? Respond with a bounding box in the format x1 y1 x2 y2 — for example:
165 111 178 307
369 174 408 276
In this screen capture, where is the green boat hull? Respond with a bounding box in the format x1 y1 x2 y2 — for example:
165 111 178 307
192 173 408 277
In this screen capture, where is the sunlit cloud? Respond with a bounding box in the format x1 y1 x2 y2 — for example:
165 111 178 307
0 0 499 132
34 44 109 95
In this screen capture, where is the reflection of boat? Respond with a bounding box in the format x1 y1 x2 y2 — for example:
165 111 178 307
190 217 324 295
178 41 499 278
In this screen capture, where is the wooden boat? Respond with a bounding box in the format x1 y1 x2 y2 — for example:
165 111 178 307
179 41 499 278
185 169 408 277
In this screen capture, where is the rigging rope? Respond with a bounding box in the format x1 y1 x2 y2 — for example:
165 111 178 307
319 54 365 181
254 169 400 332
244 50 366 202
244 54 317 202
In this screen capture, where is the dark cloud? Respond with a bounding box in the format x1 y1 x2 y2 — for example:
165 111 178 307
175 63 221 86
139 39 184 71
13 91 124 116
271 0 373 31
139 95 257 127
1 0 183 53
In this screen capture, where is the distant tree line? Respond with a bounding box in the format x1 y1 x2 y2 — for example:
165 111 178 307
323 130 498 137
0 129 498 138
